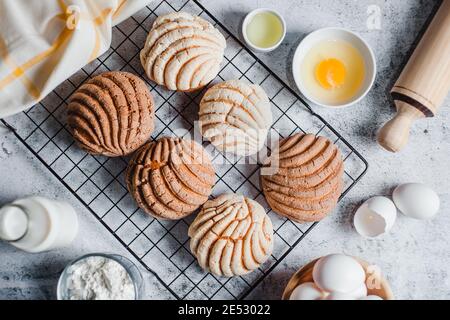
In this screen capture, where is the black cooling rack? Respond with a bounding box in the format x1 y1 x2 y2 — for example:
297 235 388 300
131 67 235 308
1 0 368 300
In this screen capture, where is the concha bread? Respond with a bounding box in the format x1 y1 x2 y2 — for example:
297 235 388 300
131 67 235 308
67 71 154 157
199 80 273 156
261 134 344 223
188 194 274 277
140 12 226 91
126 137 215 220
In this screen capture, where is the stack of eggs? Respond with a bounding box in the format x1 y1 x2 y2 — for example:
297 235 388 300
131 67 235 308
290 254 383 300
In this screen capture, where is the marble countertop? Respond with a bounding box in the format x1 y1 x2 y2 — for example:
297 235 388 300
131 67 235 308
1 0 449 300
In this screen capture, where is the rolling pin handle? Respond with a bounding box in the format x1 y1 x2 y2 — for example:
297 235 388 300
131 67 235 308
377 0 450 152
377 111 415 153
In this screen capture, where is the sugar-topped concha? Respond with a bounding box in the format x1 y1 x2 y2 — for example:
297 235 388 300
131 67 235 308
261 133 344 223
140 12 226 91
67 71 155 157
199 80 273 156
126 137 215 220
188 194 274 277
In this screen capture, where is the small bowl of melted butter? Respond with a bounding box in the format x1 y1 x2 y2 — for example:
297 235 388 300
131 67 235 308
242 8 286 53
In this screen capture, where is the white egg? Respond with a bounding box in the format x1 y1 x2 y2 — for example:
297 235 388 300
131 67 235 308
313 254 366 293
360 295 383 300
289 282 327 300
346 283 368 299
393 183 440 220
354 196 397 238
324 292 355 300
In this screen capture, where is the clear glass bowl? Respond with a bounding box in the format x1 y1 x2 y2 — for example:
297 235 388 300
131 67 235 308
57 253 144 300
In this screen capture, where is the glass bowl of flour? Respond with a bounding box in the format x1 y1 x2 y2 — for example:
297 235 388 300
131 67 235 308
57 253 144 300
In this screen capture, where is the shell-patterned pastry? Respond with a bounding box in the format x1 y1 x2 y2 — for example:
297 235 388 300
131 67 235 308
140 12 226 91
199 80 273 156
126 137 215 220
67 71 154 157
261 134 344 223
188 194 274 277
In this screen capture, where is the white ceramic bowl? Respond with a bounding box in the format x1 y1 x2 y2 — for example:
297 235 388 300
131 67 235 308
292 27 376 108
242 8 286 53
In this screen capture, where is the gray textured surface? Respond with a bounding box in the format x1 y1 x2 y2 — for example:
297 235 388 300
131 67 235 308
1 0 449 300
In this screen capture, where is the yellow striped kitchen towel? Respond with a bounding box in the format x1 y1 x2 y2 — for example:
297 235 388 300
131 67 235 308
0 0 152 118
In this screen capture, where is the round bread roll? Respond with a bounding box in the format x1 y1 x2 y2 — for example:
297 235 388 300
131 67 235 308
261 134 344 223
199 80 273 156
188 194 274 277
67 71 154 157
140 12 226 91
126 137 215 220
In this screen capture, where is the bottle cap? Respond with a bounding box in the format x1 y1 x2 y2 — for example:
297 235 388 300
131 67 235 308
0 205 28 241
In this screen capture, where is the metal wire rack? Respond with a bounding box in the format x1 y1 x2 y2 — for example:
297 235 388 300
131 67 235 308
2 0 368 300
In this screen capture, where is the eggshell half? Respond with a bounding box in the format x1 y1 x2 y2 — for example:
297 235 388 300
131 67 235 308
354 196 397 238
313 254 366 293
393 183 440 220
289 282 327 300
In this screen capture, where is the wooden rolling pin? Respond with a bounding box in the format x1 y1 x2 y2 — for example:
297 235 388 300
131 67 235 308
377 0 450 152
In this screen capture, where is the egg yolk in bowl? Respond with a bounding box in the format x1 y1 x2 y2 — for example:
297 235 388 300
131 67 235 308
315 58 347 90
301 39 365 106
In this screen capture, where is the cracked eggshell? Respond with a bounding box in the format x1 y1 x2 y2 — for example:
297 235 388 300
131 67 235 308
354 196 397 238
289 282 328 300
393 183 440 220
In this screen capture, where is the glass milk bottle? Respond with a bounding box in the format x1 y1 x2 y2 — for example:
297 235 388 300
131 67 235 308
0 196 78 252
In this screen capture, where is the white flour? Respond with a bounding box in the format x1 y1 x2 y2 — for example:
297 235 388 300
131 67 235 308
64 256 135 300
